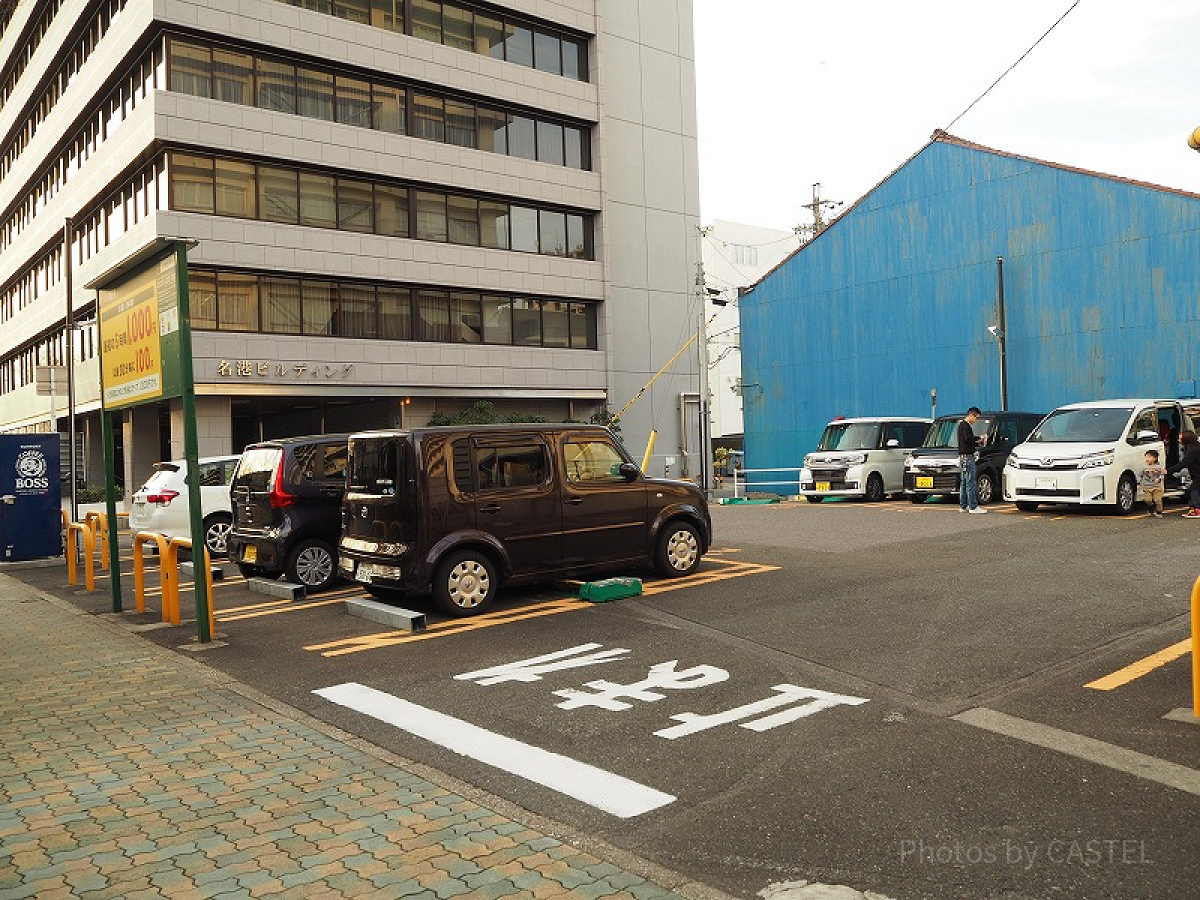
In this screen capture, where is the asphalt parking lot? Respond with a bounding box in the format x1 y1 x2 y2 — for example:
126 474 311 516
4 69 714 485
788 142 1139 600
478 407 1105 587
23 495 1200 899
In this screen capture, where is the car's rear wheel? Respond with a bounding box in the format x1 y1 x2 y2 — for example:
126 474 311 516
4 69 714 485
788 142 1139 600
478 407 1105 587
433 550 497 617
654 521 702 577
285 539 337 591
203 513 232 557
977 471 996 505
864 473 885 502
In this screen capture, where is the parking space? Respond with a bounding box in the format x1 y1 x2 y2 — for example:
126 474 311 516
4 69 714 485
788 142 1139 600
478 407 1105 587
27 499 1198 899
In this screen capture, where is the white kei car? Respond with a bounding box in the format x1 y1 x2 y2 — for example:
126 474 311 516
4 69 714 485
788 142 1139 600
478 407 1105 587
129 455 241 556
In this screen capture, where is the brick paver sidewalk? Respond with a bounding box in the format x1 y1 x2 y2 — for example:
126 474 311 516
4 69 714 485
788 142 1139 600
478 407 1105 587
0 573 720 900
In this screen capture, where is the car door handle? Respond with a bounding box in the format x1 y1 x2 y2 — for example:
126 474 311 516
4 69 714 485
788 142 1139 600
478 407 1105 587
480 503 502 514
565 497 583 505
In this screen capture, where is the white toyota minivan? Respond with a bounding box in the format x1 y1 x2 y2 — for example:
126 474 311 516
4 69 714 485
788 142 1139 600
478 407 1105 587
1003 399 1196 514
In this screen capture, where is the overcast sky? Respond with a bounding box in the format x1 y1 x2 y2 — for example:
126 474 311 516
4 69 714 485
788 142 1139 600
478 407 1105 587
693 0 1200 233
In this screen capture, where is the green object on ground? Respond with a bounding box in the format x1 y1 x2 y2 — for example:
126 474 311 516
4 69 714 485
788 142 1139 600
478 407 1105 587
579 576 643 602
721 497 781 505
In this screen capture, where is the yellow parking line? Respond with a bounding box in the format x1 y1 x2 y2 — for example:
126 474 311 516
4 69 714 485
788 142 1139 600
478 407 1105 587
218 596 347 621
1084 639 1192 690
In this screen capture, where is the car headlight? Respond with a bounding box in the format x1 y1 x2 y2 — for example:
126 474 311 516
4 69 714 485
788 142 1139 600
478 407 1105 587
1079 450 1115 469
842 453 868 465
1005 454 1019 468
803 454 816 468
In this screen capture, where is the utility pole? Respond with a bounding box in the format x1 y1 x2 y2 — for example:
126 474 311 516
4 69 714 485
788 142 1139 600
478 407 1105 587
794 182 844 242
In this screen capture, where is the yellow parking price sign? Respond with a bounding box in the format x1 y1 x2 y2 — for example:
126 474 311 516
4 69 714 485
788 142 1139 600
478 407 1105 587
99 254 180 410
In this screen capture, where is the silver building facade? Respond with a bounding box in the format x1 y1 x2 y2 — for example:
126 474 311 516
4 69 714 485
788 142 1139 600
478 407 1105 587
0 0 700 492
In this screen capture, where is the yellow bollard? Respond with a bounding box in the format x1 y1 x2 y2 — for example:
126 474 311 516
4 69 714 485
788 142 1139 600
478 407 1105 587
87 512 110 570
1192 576 1199 718
641 429 657 472
165 537 216 637
132 531 170 615
65 521 96 591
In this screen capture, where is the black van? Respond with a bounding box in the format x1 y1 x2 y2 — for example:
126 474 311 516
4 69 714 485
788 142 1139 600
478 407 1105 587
228 434 352 590
903 411 1044 504
338 424 712 616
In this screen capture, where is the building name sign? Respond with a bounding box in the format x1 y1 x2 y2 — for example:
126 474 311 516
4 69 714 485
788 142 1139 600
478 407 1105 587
215 360 356 380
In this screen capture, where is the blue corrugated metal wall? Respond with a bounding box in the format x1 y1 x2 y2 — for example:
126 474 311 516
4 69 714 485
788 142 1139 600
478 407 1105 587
741 139 1200 468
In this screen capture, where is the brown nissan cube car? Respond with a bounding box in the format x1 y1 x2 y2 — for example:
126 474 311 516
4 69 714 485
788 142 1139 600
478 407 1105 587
338 424 712 616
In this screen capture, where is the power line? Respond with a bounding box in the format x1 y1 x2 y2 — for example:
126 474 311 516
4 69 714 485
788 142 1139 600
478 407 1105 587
944 0 1081 132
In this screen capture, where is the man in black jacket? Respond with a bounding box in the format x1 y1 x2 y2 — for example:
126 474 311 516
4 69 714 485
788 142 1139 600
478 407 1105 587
958 407 988 513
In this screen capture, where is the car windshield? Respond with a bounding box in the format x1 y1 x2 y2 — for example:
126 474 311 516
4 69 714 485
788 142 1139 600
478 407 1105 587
1026 406 1133 443
348 437 400 494
233 447 281 491
922 417 991 448
817 422 880 451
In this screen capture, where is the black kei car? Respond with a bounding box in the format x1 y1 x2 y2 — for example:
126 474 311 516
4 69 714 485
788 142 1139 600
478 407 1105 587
903 411 1045 504
228 434 352 591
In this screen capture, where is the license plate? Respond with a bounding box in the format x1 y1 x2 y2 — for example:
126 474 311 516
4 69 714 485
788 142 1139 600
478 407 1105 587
355 563 374 584
1035 477 1057 490
916 476 934 489
241 544 257 563
816 481 831 492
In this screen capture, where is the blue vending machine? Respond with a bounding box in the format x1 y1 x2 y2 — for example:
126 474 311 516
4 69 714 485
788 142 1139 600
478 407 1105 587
0 434 62 561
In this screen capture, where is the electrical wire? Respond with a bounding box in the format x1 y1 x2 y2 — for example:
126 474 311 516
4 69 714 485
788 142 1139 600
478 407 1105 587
944 0 1081 131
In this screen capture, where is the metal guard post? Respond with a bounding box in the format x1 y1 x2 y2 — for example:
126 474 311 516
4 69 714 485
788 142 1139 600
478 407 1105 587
132 531 170 615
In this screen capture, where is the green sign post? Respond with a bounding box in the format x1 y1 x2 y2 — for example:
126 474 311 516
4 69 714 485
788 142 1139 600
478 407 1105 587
95 242 211 641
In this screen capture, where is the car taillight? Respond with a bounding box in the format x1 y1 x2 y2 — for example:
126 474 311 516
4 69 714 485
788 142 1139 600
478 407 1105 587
146 490 179 505
268 457 295 508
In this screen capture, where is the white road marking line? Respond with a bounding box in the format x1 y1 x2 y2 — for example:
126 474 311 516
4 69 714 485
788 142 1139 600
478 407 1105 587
313 682 676 818
953 707 1200 796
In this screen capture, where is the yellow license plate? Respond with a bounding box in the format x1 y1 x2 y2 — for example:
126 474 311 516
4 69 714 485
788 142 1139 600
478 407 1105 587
916 476 934 488
816 481 831 492
242 544 257 563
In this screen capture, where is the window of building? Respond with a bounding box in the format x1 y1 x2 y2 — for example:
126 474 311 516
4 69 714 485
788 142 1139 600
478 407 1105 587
479 200 508 249
261 278 303 333
339 283 377 337
566 214 587 259
538 210 566 256
171 153 215 214
302 280 335 334
564 125 585 169
447 195 479 245
504 24 533 67
536 120 563 166
215 159 256 218
475 14 503 57
256 58 297 114
370 0 402 31
569 302 596 349
297 67 335 120
258 165 299 223
374 184 409 237
411 0 442 42
333 0 370 24
481 296 511 344
415 191 447 242
190 270 217 329
417 290 451 342
541 300 569 347
213 49 253 104
533 31 561 76
506 114 536 160
335 74 372 127
452 292 482 343
476 106 506 154
378 286 412 339
443 5 473 51
445 98 476 148
509 206 538 253
512 298 541 346
327 181 367 235
299 172 337 228
168 38 211 97
372 82 405 134
218 273 260 331
412 92 445 142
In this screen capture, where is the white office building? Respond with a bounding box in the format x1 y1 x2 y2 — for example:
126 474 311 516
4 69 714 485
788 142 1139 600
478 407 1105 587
700 219 800 440
0 0 700 491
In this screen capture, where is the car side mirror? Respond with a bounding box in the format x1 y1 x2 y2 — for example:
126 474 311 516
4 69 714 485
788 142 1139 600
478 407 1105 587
618 462 640 481
1135 430 1159 445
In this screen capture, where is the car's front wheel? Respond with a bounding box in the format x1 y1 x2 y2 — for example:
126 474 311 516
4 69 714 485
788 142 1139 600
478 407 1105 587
864 473 885 502
654 521 702 577
203 513 232 557
1113 474 1137 515
977 471 996 505
433 550 497 617
285 539 337 591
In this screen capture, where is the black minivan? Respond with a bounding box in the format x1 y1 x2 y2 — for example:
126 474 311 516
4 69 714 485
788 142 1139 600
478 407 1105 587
228 434 352 590
338 424 712 617
903 411 1044 504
